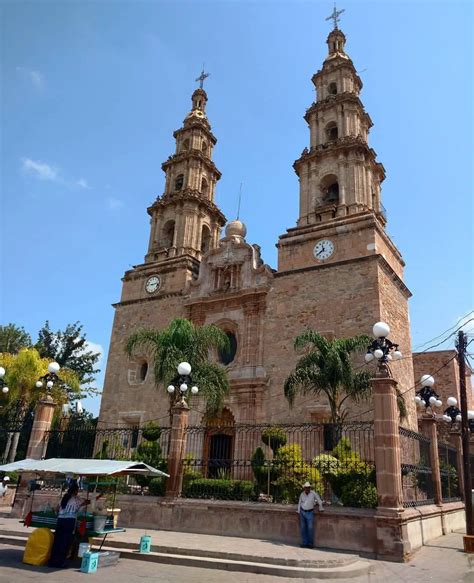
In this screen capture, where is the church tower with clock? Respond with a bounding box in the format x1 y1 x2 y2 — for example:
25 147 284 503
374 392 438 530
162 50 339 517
98 18 418 430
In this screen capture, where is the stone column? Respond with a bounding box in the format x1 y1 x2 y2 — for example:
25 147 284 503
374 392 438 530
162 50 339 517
420 415 442 506
451 431 465 500
372 373 404 510
26 396 56 460
165 400 189 498
372 370 408 560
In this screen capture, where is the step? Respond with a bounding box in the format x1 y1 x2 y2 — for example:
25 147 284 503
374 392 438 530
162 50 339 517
0 533 371 579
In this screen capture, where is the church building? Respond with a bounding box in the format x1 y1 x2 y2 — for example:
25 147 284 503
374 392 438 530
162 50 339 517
98 22 418 432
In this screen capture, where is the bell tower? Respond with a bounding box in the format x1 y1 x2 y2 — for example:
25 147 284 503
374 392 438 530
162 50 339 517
145 72 226 267
277 16 402 277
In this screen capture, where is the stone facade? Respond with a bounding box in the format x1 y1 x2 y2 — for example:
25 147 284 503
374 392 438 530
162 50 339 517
98 27 418 433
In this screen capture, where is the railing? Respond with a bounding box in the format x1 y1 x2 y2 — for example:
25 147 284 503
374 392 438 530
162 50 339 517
181 422 375 506
44 426 171 462
438 442 461 502
400 427 434 507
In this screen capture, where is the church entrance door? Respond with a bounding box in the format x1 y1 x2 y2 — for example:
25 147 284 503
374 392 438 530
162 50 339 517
207 433 233 478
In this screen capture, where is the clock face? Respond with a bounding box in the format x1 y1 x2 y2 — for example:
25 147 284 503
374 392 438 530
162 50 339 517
145 275 161 294
313 239 335 261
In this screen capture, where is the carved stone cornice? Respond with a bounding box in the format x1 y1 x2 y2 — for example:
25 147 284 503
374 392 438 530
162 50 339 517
161 150 222 179
173 123 217 145
312 60 362 91
304 93 372 128
293 136 385 180
147 189 227 225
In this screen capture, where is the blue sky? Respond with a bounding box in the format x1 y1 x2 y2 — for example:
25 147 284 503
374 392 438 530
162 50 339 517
1 0 473 415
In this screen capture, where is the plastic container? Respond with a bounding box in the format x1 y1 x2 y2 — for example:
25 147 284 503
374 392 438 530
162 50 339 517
97 551 120 567
93 514 107 532
78 542 91 558
81 551 99 574
139 535 151 553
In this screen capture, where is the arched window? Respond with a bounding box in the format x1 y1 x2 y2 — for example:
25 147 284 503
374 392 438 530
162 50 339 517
201 225 211 254
218 331 237 366
328 82 337 95
326 122 338 141
162 220 175 248
138 361 148 382
320 174 340 205
201 177 209 197
175 174 184 191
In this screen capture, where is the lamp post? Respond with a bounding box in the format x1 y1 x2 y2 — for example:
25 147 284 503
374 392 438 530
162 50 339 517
413 375 443 413
35 361 61 393
166 362 199 404
365 321 402 374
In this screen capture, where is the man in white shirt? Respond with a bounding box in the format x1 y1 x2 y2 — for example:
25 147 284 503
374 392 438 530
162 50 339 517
0 476 10 498
297 481 324 548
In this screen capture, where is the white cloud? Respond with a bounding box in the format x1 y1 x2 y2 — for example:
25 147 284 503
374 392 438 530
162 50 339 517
76 178 90 189
107 196 124 210
83 341 105 366
20 157 90 190
16 66 45 89
21 157 58 181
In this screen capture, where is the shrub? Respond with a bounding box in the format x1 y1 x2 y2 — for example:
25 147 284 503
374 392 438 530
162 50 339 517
251 447 268 493
142 422 162 442
148 477 166 497
261 427 287 453
312 454 340 477
340 480 377 508
183 478 255 501
272 444 322 503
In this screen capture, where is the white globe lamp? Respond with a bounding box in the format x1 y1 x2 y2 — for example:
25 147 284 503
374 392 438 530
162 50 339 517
447 397 458 407
177 362 192 376
191 386 199 395
167 385 175 394
48 362 60 374
373 322 390 338
420 375 435 388
364 352 374 363
374 349 384 359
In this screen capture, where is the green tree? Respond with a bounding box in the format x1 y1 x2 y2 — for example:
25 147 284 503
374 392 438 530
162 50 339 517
126 318 230 422
284 331 372 424
132 422 167 491
0 348 80 462
0 324 32 354
35 321 101 397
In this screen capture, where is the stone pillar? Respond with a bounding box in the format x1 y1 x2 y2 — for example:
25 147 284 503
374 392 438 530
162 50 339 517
420 415 442 506
372 371 408 560
451 431 465 500
372 374 404 510
165 400 189 498
26 396 56 460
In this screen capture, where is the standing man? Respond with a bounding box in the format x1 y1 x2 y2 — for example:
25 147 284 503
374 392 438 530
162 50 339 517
0 476 10 498
297 481 324 548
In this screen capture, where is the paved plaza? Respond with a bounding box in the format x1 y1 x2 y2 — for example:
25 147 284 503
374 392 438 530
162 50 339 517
0 531 472 582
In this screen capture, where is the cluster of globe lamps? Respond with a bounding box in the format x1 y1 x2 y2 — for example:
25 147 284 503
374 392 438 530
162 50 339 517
363 322 467 426
413 368 470 424
167 362 199 400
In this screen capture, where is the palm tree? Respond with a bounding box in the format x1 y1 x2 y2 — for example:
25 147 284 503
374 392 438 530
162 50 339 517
284 330 373 424
126 318 230 423
0 348 80 462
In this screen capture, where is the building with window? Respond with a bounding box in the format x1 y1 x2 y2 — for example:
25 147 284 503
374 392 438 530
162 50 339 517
98 25 418 438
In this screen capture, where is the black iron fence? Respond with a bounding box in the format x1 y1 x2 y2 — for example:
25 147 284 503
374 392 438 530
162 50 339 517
438 442 461 502
181 422 376 506
0 416 34 464
400 427 434 507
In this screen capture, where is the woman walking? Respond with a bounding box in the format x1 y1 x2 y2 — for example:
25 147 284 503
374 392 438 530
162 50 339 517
49 481 86 568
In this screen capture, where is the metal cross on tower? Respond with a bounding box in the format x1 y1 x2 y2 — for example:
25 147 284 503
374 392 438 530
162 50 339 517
195 67 210 89
325 3 345 30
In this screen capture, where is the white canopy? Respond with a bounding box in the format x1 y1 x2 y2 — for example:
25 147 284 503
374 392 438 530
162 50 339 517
0 458 169 477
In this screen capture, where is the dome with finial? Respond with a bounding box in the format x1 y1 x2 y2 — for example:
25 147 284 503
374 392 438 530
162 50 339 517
225 219 247 239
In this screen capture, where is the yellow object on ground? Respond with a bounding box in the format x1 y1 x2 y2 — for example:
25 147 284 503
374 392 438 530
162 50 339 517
23 528 54 566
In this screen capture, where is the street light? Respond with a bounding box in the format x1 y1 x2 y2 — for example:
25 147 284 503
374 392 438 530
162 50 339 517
0 367 9 395
414 374 443 410
36 362 61 392
365 322 402 371
166 362 199 403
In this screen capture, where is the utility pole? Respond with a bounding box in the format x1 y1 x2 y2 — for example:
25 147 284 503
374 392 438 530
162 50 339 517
457 330 472 537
